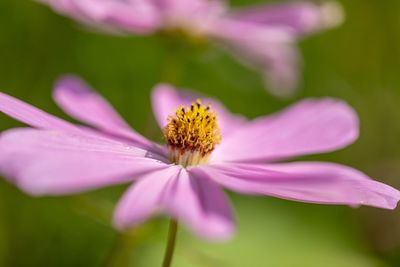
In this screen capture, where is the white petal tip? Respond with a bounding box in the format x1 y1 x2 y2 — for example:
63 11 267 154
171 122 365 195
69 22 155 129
193 222 236 242
263 72 300 99
320 2 345 29
112 222 126 232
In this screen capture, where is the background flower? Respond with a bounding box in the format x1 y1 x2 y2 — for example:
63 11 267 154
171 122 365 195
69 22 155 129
37 0 343 97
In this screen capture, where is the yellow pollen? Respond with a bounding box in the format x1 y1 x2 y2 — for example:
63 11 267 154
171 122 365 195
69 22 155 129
164 100 221 167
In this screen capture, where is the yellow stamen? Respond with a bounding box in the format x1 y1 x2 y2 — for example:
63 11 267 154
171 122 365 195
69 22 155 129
164 100 221 167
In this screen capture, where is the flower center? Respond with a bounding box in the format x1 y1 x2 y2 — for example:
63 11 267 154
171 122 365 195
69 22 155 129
164 100 221 167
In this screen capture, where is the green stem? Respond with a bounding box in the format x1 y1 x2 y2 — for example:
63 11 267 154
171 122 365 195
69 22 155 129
162 219 179 267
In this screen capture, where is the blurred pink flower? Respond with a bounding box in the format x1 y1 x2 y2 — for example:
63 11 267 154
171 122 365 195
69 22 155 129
38 0 344 97
0 76 398 240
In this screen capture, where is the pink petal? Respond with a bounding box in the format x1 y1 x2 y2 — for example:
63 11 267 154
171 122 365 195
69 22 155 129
0 91 80 133
0 90 165 158
114 166 235 240
160 0 225 16
166 168 235 240
230 1 344 37
151 84 246 138
40 0 160 34
114 166 181 229
212 98 359 162
261 43 301 97
197 162 400 210
53 75 152 148
159 0 227 33
209 18 301 97
0 128 167 195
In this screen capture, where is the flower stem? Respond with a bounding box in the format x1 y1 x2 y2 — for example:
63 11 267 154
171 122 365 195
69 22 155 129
162 219 179 267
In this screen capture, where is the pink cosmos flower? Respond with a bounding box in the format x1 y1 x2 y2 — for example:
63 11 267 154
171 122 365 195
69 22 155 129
38 0 344 97
0 76 399 241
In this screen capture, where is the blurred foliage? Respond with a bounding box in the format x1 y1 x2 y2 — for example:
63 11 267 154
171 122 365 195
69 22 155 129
0 0 400 266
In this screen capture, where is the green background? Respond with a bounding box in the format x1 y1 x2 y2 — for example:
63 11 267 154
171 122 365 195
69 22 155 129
1 0 400 266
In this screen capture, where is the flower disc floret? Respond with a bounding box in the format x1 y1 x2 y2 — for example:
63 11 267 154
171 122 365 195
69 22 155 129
164 100 221 166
